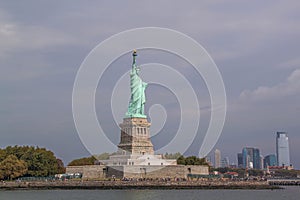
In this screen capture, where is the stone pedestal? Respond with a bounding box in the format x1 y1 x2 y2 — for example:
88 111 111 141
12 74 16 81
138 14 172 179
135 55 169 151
100 117 176 166
118 117 154 155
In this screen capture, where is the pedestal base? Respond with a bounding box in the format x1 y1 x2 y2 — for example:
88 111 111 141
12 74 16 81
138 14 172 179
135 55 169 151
101 154 177 166
118 117 154 155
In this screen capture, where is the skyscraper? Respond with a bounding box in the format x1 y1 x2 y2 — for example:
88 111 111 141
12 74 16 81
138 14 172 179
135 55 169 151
242 147 253 168
237 153 243 168
260 155 264 169
276 132 290 166
264 154 277 168
221 157 230 168
214 149 221 168
253 148 261 169
241 147 261 169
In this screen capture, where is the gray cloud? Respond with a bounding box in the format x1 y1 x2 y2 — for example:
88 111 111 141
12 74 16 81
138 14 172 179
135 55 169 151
0 0 299 167
240 69 300 101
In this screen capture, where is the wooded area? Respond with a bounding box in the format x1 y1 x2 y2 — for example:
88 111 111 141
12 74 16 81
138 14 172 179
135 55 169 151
0 146 65 180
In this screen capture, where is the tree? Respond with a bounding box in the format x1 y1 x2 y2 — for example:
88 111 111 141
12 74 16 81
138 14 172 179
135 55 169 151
185 156 198 165
21 147 60 177
0 146 65 177
94 153 110 160
0 149 6 162
68 156 96 166
177 155 186 165
56 159 66 174
217 167 229 173
248 169 264 177
176 155 209 166
164 152 182 159
274 169 298 178
4 145 31 160
0 155 27 180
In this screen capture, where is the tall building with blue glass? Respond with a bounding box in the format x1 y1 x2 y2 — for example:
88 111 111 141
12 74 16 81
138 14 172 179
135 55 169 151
264 154 277 168
253 148 261 169
241 147 261 169
276 132 290 166
237 153 243 168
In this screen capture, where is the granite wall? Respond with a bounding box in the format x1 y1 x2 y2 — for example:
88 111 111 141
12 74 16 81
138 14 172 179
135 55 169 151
66 165 209 180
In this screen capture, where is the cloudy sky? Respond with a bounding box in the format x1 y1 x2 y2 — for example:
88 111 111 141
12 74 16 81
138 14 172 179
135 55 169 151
1 0 300 168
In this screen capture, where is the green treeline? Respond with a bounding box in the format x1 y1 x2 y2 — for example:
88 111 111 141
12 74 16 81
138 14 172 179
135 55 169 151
0 146 65 180
163 153 209 166
67 152 111 166
177 155 209 166
68 156 96 166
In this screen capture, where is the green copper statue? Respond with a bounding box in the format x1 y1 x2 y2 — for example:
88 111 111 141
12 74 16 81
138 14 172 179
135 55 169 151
126 50 147 118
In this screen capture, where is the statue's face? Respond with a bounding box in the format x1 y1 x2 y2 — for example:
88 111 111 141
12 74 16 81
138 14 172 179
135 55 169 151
136 67 140 74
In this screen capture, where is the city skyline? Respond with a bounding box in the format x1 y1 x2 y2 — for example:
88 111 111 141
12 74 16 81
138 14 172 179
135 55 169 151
212 132 292 169
0 1 300 168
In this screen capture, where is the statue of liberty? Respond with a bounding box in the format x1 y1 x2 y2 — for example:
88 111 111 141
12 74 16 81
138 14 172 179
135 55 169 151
126 50 147 118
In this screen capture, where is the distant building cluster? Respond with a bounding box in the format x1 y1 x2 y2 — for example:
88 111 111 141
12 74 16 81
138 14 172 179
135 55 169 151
213 132 292 170
238 147 261 169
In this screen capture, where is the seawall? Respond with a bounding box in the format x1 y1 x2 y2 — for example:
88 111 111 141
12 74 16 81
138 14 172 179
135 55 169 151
0 180 281 190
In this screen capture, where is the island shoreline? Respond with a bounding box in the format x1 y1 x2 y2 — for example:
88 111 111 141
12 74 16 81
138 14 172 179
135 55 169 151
0 181 282 190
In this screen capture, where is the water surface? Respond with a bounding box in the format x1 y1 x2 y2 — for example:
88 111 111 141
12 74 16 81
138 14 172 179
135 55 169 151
0 187 299 200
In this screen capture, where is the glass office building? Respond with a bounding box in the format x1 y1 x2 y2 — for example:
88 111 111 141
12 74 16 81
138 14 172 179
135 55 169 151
214 149 221 168
241 147 261 169
264 154 277 168
237 153 243 168
276 132 290 166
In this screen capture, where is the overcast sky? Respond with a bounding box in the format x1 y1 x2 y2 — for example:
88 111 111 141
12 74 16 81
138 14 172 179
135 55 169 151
0 0 300 168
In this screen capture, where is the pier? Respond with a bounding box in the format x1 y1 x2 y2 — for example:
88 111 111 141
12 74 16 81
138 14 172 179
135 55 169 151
268 179 300 186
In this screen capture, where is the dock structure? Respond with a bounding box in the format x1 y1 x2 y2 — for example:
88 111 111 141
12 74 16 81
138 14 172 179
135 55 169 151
268 179 300 186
